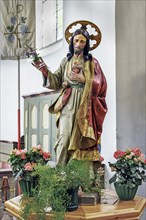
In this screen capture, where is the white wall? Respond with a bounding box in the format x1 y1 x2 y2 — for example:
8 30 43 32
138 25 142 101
0 1 116 187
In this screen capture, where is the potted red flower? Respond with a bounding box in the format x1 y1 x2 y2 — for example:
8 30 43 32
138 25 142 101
109 147 146 200
8 145 51 196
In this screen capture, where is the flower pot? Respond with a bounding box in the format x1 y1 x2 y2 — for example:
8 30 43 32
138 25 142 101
114 182 138 200
66 187 79 212
19 177 38 197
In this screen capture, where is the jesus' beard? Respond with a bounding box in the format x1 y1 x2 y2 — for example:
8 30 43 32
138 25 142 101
74 48 84 55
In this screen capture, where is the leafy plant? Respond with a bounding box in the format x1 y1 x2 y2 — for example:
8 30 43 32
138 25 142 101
64 159 91 189
21 160 91 220
109 147 146 188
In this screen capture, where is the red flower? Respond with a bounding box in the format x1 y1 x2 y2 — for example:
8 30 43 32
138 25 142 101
109 147 146 187
8 145 51 179
131 148 141 156
99 156 104 162
21 154 26 159
43 152 51 160
32 145 43 154
114 150 125 159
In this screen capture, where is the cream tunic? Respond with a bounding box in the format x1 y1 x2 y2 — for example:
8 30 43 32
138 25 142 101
54 57 85 165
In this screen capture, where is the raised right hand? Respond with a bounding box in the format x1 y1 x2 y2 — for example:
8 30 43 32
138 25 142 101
32 58 48 77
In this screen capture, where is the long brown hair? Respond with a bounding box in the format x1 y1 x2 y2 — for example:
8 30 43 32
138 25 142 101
67 29 92 61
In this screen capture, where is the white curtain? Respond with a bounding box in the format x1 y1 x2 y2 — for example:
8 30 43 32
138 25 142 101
0 0 35 59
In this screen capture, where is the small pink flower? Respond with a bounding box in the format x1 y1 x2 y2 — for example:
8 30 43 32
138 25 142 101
21 154 26 159
43 152 51 160
37 145 42 150
19 149 27 159
32 145 42 150
15 149 21 155
32 146 37 150
32 145 43 154
24 162 33 171
126 154 132 159
21 149 27 154
99 156 104 162
131 148 141 156
137 154 145 162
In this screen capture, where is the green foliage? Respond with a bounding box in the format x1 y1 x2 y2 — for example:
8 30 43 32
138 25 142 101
21 193 46 220
109 148 146 188
63 160 91 189
85 172 102 194
21 159 91 220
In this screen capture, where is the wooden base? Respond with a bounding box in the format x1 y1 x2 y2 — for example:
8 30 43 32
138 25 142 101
4 190 146 220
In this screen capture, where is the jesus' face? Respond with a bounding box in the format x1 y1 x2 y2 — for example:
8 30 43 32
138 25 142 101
73 34 87 55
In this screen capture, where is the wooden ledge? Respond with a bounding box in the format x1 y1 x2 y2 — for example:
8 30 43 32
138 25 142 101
4 190 146 220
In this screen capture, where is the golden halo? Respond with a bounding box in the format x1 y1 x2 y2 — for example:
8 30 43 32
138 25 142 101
65 20 102 51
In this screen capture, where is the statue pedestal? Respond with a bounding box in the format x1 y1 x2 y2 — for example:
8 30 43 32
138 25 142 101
4 189 146 220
